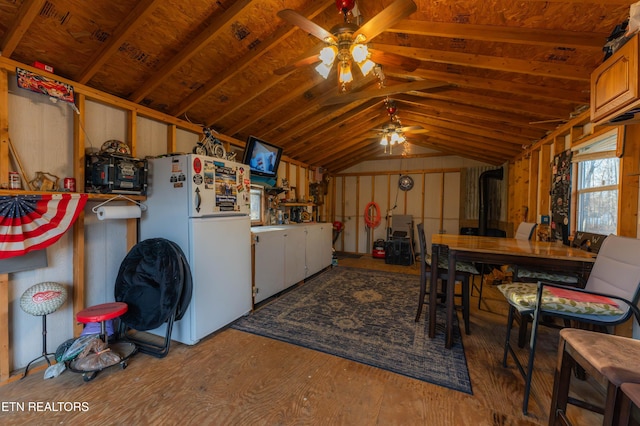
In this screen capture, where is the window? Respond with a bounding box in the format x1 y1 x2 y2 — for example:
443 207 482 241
249 185 264 225
573 128 622 235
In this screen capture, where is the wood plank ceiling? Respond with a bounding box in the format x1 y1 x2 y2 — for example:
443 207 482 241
0 0 632 172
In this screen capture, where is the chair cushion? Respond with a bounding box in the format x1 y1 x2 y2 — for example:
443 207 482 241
425 254 479 274
498 282 624 316
511 267 579 284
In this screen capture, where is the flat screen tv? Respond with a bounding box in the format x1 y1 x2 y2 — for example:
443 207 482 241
242 136 283 178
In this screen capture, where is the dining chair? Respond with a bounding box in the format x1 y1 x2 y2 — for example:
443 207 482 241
475 222 538 310
497 234 640 415
414 223 478 334
511 222 582 286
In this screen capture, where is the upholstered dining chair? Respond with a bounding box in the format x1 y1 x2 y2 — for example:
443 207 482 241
497 234 640 415
475 222 538 309
414 223 478 334
511 221 582 286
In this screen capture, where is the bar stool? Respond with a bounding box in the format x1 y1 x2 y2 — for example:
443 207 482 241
76 302 128 347
549 328 640 425
19 282 67 378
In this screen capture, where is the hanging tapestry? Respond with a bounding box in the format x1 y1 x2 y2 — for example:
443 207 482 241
550 150 572 243
16 67 75 104
0 194 88 260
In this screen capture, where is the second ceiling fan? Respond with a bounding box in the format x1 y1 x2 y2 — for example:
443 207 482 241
372 98 425 154
276 0 420 92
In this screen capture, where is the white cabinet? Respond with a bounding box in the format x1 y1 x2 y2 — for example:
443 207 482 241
251 224 333 304
283 227 306 287
253 228 286 303
305 223 333 277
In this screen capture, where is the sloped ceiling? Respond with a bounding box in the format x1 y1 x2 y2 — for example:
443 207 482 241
0 0 632 172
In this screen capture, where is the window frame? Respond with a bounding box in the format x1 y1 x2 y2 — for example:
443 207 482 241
570 126 623 236
249 185 265 226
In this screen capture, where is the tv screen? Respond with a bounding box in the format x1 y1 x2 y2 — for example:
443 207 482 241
242 136 283 178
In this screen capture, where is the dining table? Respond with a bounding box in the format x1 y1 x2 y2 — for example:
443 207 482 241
429 234 597 349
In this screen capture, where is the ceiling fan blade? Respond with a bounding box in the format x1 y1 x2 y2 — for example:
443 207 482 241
369 48 420 72
400 125 424 132
278 9 337 43
353 0 417 41
322 79 449 106
274 54 321 75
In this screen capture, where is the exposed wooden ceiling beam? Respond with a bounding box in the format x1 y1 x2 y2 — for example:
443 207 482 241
385 68 589 104
373 44 592 81
128 0 252 102
388 20 607 50
0 0 46 57
76 0 163 84
168 0 333 118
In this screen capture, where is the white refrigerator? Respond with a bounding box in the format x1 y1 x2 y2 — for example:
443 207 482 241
140 154 252 345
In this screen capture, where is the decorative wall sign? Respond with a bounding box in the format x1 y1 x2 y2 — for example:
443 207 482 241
16 67 75 104
551 150 572 244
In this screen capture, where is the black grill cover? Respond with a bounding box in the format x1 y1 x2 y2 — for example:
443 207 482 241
115 238 192 331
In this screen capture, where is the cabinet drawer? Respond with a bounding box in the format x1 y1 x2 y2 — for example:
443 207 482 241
591 36 640 123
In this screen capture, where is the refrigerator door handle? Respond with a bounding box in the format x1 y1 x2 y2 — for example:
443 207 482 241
194 188 201 212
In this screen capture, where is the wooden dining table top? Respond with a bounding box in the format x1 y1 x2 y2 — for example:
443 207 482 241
431 234 597 263
429 234 597 349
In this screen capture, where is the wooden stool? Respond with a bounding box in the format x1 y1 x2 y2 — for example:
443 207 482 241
76 302 128 347
619 383 640 426
549 328 640 426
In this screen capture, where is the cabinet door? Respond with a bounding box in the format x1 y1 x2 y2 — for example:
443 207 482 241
284 228 306 286
253 230 285 303
305 225 322 277
591 35 640 123
320 225 333 269
306 224 334 277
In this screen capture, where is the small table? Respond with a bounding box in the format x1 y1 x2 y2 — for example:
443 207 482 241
429 235 596 348
549 328 640 425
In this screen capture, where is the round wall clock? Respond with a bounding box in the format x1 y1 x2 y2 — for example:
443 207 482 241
398 175 414 191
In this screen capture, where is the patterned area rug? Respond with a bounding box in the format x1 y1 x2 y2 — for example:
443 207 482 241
232 266 472 394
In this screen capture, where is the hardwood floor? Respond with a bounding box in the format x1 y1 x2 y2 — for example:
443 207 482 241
0 256 604 425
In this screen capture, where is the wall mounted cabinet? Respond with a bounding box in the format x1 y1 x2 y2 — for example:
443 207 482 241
591 35 640 124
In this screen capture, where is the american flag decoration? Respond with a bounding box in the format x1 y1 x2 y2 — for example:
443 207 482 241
0 194 88 260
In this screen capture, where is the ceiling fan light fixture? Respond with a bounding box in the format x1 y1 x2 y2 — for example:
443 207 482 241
318 46 338 66
350 43 368 63
338 60 353 83
390 132 401 145
315 62 332 79
357 58 375 76
380 135 389 146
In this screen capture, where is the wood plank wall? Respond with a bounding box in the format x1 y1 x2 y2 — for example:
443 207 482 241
510 112 639 240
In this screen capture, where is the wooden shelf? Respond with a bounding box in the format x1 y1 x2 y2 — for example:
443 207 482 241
280 202 315 207
0 190 145 201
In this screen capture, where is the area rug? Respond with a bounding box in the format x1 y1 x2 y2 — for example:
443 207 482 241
231 266 472 394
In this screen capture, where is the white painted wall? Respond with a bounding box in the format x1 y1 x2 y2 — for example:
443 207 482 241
5 83 203 371
333 146 490 254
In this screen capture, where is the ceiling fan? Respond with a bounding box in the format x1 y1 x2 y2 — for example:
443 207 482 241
275 0 420 92
372 98 424 154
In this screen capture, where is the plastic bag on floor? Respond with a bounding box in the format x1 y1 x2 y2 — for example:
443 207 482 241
44 362 65 379
73 347 121 371
60 334 100 362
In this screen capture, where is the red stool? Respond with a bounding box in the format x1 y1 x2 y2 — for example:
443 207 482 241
76 302 128 347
